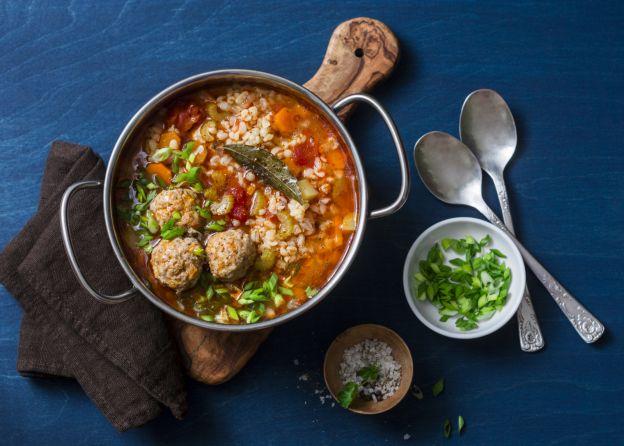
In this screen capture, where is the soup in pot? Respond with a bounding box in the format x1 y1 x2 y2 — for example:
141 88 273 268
114 84 358 324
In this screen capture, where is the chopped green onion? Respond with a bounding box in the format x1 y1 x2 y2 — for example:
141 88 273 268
205 220 226 232
443 418 452 439
413 235 511 331
226 305 239 321
150 147 172 163
160 212 185 240
278 286 294 296
432 378 444 397
196 205 212 219
173 166 201 184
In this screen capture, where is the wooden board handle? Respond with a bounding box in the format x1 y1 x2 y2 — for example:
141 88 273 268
174 17 399 385
304 17 399 118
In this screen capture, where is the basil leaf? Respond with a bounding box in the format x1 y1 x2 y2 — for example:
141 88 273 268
224 144 303 204
458 415 465 434
338 382 359 408
357 365 380 384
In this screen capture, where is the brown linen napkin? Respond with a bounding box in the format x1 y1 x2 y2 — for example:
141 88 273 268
0 141 187 431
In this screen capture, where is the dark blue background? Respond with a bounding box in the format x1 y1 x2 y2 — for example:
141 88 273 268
1 1 622 444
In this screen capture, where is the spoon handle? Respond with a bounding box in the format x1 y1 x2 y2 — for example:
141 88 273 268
491 176 544 352
475 200 605 343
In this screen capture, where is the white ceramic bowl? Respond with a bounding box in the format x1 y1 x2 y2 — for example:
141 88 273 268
402 217 525 339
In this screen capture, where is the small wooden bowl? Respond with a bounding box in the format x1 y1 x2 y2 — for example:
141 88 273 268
323 324 413 414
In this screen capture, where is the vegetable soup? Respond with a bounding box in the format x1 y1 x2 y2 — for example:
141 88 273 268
115 84 358 324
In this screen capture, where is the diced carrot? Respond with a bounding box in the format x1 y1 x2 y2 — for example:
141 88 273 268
192 144 207 164
283 157 302 177
146 162 172 185
326 149 345 170
159 131 181 150
293 104 312 119
273 107 297 133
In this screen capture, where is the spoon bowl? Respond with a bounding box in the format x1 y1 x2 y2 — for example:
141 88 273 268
460 89 517 175
414 131 484 206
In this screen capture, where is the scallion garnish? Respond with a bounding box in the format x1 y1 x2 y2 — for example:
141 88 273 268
432 378 445 397
205 219 226 232
150 147 172 163
443 418 452 439
160 212 185 240
413 235 511 331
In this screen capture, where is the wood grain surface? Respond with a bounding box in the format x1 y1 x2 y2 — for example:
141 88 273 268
174 17 399 385
1 1 623 445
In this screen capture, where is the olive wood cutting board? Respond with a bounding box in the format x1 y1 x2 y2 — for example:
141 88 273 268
172 17 399 385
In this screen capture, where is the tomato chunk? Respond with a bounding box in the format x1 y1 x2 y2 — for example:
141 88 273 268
166 102 204 132
230 205 249 223
226 185 247 205
225 185 249 223
293 137 318 167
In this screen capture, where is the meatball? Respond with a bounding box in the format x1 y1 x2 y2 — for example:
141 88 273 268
150 237 203 290
149 188 202 229
205 229 256 281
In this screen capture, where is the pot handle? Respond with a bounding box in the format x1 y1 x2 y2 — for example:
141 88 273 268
331 93 410 219
60 180 136 304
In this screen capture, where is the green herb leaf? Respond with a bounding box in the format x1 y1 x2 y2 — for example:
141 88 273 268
432 378 445 397
443 418 452 439
338 382 359 409
458 415 465 434
224 144 303 203
357 365 380 384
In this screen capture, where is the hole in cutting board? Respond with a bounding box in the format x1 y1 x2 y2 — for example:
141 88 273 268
354 48 364 58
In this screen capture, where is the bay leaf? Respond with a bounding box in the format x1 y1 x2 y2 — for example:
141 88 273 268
224 144 303 204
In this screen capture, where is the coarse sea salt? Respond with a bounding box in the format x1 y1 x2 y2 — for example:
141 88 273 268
339 338 401 402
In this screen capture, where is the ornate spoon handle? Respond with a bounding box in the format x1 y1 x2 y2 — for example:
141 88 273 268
491 176 544 352
475 199 605 343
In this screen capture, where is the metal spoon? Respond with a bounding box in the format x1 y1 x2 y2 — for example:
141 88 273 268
414 131 605 343
460 89 544 353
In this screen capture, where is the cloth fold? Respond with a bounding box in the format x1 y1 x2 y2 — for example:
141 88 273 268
0 141 187 431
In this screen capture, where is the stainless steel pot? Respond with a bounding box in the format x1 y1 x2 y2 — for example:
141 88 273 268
60 69 409 332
